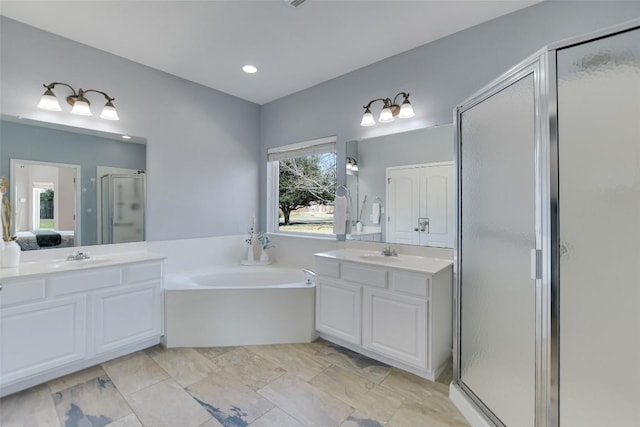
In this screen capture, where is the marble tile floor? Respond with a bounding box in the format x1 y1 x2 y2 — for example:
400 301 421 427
0 339 468 427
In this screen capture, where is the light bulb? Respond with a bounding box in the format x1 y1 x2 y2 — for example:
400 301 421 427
70 96 92 116
360 108 376 127
37 89 62 111
398 100 415 118
378 106 394 123
100 101 119 120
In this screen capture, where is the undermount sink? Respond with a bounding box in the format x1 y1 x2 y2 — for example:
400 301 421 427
358 254 400 262
48 258 112 269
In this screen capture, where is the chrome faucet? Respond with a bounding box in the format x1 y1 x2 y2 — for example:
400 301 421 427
381 246 398 257
67 251 90 261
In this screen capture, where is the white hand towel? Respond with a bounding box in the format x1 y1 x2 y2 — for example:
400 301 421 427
333 195 348 234
371 202 381 225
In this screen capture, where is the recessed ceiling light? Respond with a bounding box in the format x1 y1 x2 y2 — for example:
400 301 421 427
122 135 131 140
242 65 258 74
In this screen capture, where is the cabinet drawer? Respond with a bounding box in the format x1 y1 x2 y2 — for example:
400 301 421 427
50 268 121 296
123 263 162 284
343 263 387 288
0 279 46 307
389 271 430 297
315 258 341 279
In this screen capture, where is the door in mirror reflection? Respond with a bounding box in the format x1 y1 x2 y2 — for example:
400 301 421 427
386 162 453 247
11 159 80 251
101 174 145 244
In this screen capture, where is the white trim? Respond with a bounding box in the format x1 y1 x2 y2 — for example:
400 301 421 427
267 135 336 154
449 383 494 427
386 160 454 172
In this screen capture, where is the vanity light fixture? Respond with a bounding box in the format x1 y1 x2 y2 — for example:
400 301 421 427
37 82 120 120
360 92 415 127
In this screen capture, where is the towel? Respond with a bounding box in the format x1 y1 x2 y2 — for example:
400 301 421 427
370 202 381 225
333 195 351 235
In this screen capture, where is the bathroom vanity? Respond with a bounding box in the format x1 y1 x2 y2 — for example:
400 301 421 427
0 252 164 397
314 249 453 381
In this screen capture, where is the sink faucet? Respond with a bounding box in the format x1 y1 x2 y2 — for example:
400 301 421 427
381 246 398 257
67 251 90 261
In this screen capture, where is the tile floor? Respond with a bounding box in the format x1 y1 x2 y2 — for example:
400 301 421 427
0 339 469 427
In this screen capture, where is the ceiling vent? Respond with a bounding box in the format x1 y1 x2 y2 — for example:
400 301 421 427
285 0 307 7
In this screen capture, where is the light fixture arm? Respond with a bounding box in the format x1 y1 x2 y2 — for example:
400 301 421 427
81 88 115 103
362 98 388 110
43 82 78 97
392 92 410 106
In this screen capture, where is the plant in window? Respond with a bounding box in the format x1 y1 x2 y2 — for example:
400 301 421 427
257 232 273 251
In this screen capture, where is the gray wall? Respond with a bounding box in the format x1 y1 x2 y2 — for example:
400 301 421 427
0 120 146 245
259 1 640 229
0 16 261 242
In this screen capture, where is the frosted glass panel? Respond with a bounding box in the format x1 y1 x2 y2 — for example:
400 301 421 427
101 175 145 244
558 28 640 427
459 74 536 426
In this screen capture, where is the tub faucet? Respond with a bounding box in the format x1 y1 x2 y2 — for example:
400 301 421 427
303 269 316 285
381 246 397 257
67 251 90 261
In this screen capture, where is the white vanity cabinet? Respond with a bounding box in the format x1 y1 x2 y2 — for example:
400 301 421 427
314 251 452 381
0 256 164 397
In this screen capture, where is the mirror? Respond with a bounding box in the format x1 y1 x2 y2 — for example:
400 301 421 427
0 116 146 251
346 124 454 248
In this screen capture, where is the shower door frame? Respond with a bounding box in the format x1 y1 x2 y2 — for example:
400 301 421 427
453 17 640 427
453 51 550 427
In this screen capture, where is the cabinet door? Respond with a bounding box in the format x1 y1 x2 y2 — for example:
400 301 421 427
315 278 361 344
93 282 162 355
0 295 86 385
362 288 427 369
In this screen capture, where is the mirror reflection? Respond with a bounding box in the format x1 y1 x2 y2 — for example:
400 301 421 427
0 117 146 251
346 124 454 248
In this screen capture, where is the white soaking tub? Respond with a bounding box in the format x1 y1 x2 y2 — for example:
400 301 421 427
163 266 316 347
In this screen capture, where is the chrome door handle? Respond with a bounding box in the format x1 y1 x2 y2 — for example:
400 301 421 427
418 218 429 232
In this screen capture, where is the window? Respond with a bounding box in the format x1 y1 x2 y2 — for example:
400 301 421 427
267 137 337 235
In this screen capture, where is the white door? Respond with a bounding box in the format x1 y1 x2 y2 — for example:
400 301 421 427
387 162 454 247
387 167 420 245
419 163 454 247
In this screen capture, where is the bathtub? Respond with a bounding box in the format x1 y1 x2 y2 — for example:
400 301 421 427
163 266 317 347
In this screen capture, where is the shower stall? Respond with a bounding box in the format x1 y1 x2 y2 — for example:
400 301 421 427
100 173 145 244
453 20 639 427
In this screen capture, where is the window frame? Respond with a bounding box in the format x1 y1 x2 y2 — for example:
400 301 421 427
266 136 337 239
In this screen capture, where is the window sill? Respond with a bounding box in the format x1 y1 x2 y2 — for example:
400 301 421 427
267 231 337 241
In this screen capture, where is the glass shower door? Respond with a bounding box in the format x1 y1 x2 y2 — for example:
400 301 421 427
557 27 640 427
457 64 540 426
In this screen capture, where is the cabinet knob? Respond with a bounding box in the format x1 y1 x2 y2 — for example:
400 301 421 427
0 283 3 291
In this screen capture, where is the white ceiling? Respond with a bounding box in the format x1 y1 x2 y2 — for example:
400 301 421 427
0 0 540 105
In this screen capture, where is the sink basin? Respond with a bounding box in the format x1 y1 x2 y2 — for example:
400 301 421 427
47 258 112 269
358 254 400 262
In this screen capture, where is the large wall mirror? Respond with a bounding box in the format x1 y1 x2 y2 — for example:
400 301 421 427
346 124 454 248
0 116 146 251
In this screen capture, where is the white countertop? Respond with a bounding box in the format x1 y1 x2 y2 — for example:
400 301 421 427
0 251 166 280
314 249 453 274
